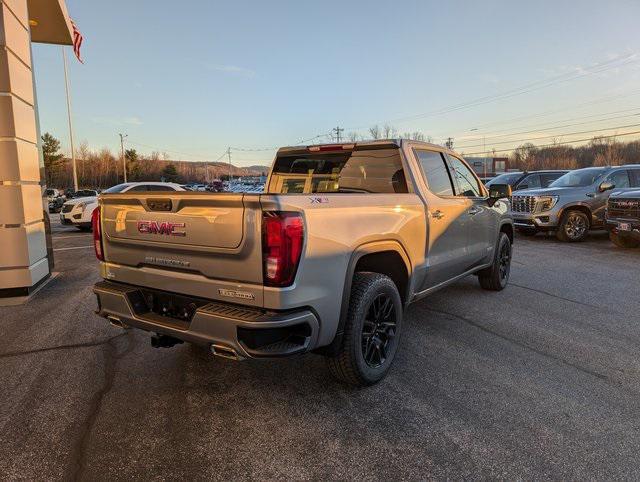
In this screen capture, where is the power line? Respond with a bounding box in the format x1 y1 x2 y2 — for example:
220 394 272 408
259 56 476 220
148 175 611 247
461 129 640 156
472 121 640 150
436 88 640 139
344 54 638 130
453 107 640 145
455 119 640 150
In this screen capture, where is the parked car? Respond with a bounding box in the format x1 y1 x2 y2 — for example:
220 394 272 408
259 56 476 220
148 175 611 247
46 188 66 213
486 170 568 191
74 189 99 198
606 189 640 248
60 182 184 230
92 140 513 386
511 165 640 241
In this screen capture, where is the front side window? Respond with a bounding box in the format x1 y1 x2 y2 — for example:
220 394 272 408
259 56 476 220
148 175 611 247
268 147 408 194
550 168 606 187
415 150 454 196
485 172 522 187
630 170 640 188
540 173 563 187
608 170 630 188
447 155 482 197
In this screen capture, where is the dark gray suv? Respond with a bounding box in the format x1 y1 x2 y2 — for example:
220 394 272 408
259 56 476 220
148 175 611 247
510 165 640 241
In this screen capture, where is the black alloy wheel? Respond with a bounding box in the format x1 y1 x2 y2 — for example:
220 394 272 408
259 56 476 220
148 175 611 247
361 293 397 368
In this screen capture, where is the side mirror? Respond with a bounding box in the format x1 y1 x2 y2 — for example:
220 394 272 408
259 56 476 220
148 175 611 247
488 183 512 206
599 181 615 193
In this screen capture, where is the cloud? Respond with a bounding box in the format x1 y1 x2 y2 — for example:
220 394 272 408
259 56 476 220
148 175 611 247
91 116 143 126
203 63 255 77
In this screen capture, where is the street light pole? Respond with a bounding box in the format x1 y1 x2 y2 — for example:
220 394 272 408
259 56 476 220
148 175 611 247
119 133 128 182
471 128 487 178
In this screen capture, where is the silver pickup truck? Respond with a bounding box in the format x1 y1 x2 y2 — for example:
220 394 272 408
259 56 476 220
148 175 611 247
92 140 513 386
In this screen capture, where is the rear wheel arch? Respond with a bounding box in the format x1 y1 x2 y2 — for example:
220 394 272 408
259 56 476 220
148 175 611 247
316 241 411 356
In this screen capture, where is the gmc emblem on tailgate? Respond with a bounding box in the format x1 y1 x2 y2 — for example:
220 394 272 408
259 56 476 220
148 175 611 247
137 220 186 236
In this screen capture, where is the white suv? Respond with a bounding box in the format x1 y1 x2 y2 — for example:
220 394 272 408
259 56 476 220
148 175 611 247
60 182 184 230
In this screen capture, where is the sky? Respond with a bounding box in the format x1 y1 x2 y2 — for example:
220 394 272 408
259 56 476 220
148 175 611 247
32 0 640 166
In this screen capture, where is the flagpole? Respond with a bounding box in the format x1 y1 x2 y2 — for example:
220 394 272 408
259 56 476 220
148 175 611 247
62 46 78 192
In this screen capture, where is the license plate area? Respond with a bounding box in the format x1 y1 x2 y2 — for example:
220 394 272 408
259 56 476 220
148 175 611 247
127 288 209 324
618 222 631 231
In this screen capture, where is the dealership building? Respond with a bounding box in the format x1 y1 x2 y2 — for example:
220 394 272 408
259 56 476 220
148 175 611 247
1 0 73 301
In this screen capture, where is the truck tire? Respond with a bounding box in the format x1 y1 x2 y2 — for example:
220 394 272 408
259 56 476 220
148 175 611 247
556 210 589 242
609 230 640 248
478 232 511 291
327 272 403 386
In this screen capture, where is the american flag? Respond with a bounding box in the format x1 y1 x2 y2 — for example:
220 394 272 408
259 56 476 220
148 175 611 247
71 19 83 63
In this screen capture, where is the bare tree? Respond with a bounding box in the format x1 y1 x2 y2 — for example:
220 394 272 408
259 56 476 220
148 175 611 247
348 132 360 142
368 125 381 140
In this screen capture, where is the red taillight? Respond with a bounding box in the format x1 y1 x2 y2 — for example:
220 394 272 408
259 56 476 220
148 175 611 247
91 207 104 261
262 212 304 287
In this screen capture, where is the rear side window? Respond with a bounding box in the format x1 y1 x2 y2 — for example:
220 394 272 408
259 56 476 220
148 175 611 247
415 150 454 196
267 148 408 194
630 170 640 188
148 185 176 191
518 174 541 189
447 155 483 197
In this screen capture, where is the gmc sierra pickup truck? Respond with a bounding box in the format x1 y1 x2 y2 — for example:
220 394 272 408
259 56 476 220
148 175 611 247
92 140 513 386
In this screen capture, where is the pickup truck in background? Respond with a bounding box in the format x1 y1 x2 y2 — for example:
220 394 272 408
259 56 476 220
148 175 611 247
92 140 513 386
606 189 640 248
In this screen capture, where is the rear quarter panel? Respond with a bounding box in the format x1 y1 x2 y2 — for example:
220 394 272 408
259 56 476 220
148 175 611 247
260 193 426 346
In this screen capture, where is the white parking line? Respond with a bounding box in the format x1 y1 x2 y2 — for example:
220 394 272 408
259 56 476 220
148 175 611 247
53 246 94 252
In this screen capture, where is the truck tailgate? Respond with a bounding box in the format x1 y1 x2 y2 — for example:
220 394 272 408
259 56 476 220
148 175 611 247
99 193 264 302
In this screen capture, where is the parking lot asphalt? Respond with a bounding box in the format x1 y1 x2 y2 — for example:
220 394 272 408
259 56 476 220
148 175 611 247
1 216 639 480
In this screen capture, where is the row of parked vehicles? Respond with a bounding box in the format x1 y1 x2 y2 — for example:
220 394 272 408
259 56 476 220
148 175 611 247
49 165 640 249
55 182 185 230
486 165 640 247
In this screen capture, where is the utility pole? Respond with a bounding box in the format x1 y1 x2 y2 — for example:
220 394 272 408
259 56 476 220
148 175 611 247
119 133 128 182
332 125 344 143
62 47 78 192
227 147 232 181
445 137 454 150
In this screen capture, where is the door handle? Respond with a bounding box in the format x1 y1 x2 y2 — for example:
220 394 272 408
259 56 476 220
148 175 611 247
431 210 444 220
468 207 481 215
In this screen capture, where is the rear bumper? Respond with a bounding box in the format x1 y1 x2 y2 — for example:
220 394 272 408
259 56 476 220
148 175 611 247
93 280 320 359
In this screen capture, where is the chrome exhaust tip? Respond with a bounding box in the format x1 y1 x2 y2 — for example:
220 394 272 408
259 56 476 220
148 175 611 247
210 344 241 360
107 315 129 330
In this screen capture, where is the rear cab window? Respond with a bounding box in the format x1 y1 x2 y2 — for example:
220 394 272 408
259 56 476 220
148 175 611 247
267 146 408 194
